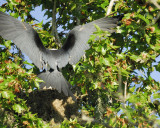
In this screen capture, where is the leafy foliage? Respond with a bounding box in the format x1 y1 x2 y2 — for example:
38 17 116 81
0 39 49 127
0 0 160 127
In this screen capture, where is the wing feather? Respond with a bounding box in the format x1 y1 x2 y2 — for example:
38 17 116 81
38 70 76 101
61 17 118 65
45 17 118 68
0 11 47 69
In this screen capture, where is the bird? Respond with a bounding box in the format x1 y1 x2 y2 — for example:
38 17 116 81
0 11 120 101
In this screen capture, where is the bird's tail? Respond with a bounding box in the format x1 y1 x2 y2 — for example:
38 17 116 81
38 70 76 101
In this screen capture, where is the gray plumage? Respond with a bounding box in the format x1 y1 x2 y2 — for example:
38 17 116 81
0 11 119 101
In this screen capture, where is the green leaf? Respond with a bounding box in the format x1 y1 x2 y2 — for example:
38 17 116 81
121 69 129 75
139 14 149 24
71 4 76 10
34 78 43 88
0 8 6 12
129 86 136 93
154 63 160 72
94 24 101 32
99 57 110 66
28 68 33 74
4 40 12 49
1 91 15 100
101 47 106 55
8 3 13 10
12 104 25 114
23 61 34 67
115 1 122 11
153 92 160 99
145 34 151 43
116 53 125 59
129 55 140 62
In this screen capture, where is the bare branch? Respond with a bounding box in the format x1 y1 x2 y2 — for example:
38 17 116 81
51 0 61 46
148 0 160 25
124 81 127 108
106 0 118 16
75 2 81 26
149 0 160 9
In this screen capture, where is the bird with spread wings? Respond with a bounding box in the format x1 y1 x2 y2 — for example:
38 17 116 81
0 11 119 101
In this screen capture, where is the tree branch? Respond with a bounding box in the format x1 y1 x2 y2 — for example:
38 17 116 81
51 0 61 46
106 0 118 16
148 0 160 25
149 0 160 9
75 1 81 26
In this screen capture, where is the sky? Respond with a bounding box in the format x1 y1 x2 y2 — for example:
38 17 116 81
0 0 160 82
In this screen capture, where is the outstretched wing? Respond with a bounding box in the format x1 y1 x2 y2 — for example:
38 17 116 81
60 17 118 66
0 11 47 69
